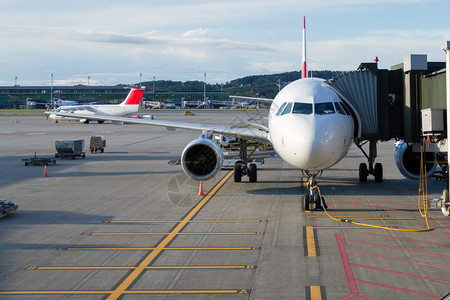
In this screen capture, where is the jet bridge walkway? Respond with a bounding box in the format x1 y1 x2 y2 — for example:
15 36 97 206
325 56 447 185
327 69 378 139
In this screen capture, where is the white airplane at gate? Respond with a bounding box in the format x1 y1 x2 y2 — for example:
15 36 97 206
46 87 145 124
50 17 428 211
55 92 79 107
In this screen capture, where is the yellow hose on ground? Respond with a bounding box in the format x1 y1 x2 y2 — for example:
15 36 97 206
307 140 431 232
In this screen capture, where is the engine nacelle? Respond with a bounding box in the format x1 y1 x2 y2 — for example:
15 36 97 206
394 142 437 180
181 138 223 181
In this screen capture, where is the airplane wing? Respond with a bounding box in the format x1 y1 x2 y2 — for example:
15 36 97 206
49 112 271 144
229 95 273 103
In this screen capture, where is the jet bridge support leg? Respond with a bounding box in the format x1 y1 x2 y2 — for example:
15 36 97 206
356 140 383 182
431 166 450 216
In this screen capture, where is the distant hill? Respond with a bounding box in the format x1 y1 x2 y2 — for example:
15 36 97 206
141 70 343 99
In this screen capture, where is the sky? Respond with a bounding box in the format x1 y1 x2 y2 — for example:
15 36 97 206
0 0 450 86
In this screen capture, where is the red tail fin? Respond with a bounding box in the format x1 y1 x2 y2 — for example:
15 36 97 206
302 16 307 79
121 87 145 105
45 105 50 120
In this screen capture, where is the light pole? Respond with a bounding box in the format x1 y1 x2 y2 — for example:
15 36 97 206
153 76 155 93
88 76 90 86
139 73 142 87
50 73 54 108
203 73 206 103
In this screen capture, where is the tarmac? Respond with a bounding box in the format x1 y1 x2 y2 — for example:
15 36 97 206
0 111 449 299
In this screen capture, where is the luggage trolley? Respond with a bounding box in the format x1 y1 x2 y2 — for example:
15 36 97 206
89 135 106 153
55 139 86 159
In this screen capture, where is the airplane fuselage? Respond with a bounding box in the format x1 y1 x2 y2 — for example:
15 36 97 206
268 78 354 173
48 104 139 122
47 87 144 123
59 104 139 116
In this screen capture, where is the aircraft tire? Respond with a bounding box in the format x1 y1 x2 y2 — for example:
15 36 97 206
374 163 383 182
234 162 242 182
359 163 368 182
249 163 257 182
314 194 322 210
304 193 310 211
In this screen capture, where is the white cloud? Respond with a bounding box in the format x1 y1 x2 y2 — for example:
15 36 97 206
308 29 450 71
162 47 208 60
182 28 211 37
0 0 448 85
248 61 297 73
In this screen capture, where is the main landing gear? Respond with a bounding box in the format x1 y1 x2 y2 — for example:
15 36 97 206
304 173 327 211
233 139 259 183
234 161 257 183
356 140 383 182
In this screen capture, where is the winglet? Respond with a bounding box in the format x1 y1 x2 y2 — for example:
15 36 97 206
302 16 307 79
121 87 145 106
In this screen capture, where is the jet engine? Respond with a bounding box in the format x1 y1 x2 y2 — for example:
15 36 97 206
181 138 223 181
394 141 437 180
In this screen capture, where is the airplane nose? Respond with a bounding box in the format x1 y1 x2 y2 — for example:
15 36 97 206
282 116 342 171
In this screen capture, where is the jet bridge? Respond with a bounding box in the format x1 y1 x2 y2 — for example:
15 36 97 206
326 55 446 183
327 55 446 142
326 69 377 139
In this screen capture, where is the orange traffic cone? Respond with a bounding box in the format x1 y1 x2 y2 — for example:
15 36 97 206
43 165 48 177
198 181 205 196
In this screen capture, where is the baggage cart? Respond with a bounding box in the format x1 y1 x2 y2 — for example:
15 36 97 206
0 200 18 218
89 135 106 153
22 152 56 166
55 139 85 159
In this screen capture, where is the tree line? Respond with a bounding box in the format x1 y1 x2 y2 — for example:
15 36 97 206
140 70 343 99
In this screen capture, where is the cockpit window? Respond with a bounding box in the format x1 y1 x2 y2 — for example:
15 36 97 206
276 102 288 116
292 103 313 115
334 102 346 115
315 102 335 115
340 101 352 115
280 102 293 116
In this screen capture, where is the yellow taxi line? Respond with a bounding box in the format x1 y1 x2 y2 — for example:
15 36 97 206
107 170 234 300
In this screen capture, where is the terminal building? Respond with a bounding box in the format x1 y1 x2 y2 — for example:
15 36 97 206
0 85 229 109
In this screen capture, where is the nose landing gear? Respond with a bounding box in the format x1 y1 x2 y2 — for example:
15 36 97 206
304 174 327 211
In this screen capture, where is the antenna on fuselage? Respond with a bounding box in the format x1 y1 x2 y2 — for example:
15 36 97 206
302 16 307 79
